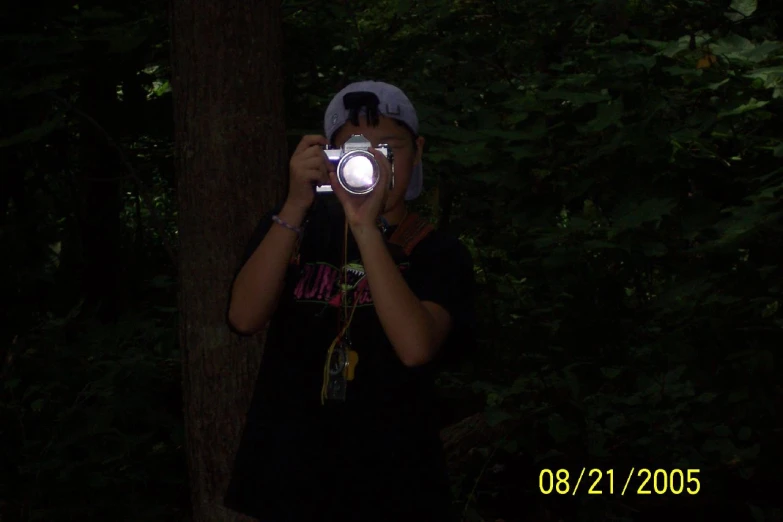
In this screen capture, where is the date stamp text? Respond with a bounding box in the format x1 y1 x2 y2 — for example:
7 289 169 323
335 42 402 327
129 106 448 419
538 468 701 495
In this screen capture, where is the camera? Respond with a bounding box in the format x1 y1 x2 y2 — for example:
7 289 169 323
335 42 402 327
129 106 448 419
316 134 394 195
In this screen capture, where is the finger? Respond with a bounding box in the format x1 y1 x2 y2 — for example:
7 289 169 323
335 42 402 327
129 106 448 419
296 158 331 187
293 135 328 155
370 148 391 174
370 148 391 188
298 146 335 175
299 155 328 172
321 150 336 173
328 172 349 204
315 168 330 187
296 166 329 186
296 141 329 163
298 144 322 159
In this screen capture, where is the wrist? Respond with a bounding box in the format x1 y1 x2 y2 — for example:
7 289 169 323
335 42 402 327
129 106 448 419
279 200 309 227
351 222 382 242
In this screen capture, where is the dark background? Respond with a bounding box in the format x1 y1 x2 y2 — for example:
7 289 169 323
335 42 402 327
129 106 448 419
1 0 782 521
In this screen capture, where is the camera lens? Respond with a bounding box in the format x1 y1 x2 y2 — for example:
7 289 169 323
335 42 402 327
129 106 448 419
342 156 374 190
337 151 379 195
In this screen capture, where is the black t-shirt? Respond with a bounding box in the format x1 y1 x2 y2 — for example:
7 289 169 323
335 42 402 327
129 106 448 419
224 198 475 522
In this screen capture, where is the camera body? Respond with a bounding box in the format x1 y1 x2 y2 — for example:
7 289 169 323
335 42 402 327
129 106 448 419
316 134 394 195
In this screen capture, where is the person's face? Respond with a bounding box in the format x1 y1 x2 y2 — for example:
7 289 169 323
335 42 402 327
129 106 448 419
332 115 425 213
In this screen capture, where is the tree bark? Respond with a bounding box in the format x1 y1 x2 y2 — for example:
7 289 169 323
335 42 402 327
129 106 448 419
169 0 287 520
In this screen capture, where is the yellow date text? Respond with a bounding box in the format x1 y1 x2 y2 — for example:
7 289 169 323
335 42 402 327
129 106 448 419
538 468 701 495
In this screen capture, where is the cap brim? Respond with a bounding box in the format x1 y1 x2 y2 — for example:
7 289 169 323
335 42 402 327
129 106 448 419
404 162 423 201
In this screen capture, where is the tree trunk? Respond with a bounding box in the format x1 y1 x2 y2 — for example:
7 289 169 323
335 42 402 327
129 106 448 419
169 0 287 520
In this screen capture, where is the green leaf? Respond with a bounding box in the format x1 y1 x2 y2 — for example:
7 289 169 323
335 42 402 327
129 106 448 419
738 444 760 460
726 0 757 19
504 93 544 112
745 41 783 63
588 428 608 457
31 399 45 412
564 370 580 400
616 54 657 70
718 98 769 118
745 66 783 96
547 413 576 443
662 66 702 77
642 242 668 257
514 117 549 141
481 125 547 142
621 394 642 405
452 142 494 168
486 410 513 427
601 367 622 379
509 145 541 160
712 35 781 63
0 116 65 147
605 414 626 430
748 504 765 522
395 0 411 14
738 427 752 441
714 425 732 437
610 198 677 236
584 240 621 251
533 449 565 464
702 437 736 455
713 33 755 55
706 79 731 90
153 80 171 97
12 74 70 98
579 99 623 133
538 89 611 107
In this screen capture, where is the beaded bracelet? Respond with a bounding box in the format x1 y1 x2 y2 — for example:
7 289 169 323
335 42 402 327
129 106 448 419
272 214 303 235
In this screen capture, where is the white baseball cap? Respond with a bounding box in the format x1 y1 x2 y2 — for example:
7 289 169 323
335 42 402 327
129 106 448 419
323 81 423 200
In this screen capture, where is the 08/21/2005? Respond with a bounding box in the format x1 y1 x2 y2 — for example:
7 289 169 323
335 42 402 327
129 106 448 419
538 468 701 495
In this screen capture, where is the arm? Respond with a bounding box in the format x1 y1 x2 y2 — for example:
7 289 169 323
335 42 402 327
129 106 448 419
352 226 453 367
228 202 307 334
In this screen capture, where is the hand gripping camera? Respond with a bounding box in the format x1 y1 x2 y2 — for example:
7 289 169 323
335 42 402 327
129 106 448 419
316 134 394 195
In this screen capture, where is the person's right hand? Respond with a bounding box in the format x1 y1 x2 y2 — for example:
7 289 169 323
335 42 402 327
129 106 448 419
285 135 333 211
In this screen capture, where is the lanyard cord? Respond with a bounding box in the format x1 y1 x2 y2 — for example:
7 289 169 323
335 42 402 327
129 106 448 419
320 218 359 404
341 217 349 327
319 211 411 404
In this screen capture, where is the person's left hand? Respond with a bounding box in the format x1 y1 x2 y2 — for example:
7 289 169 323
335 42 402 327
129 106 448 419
329 147 391 233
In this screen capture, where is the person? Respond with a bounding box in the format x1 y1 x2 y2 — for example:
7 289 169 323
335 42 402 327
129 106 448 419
224 81 476 522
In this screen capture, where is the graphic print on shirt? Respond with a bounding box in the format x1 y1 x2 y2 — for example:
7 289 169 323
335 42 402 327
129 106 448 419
292 260 410 308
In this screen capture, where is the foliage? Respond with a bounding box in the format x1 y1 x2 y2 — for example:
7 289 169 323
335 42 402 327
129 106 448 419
0 301 185 521
1 0 782 521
